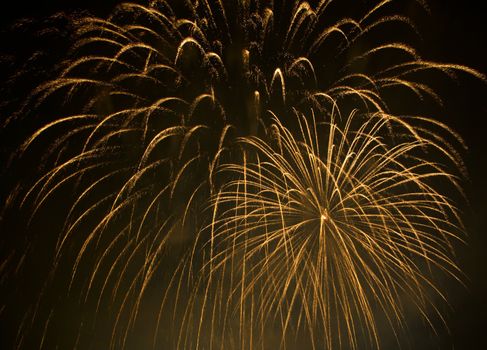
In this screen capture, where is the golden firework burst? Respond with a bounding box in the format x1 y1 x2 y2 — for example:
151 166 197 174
1 0 483 349
178 109 465 349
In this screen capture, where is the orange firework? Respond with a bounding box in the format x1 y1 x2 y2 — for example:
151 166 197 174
1 1 483 349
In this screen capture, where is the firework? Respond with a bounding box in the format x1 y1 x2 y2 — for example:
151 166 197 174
180 110 465 349
1 0 483 349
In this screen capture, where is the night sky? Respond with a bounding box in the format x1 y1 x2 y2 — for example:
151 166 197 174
1 1 486 349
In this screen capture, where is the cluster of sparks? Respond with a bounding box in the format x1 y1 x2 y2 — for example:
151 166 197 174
2 0 484 349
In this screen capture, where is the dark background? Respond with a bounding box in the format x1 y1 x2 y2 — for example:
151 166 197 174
1 0 486 348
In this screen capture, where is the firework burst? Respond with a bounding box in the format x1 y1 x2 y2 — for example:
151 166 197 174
1 0 483 349
180 110 465 349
